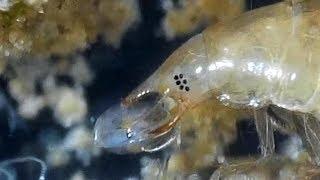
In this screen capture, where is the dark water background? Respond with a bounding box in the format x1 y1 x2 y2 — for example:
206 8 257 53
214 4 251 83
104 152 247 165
0 0 286 179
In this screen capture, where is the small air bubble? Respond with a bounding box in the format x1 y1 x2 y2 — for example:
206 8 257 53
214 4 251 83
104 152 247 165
126 128 133 138
218 94 230 101
249 98 260 107
16 16 26 23
174 75 179 80
185 86 190 91
176 81 181 85
179 74 183 78
179 85 184 90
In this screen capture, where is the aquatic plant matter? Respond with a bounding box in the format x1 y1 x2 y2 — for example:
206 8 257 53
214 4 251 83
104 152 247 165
161 0 245 39
139 97 248 179
139 121 313 179
0 0 140 60
211 154 320 180
40 124 100 170
6 55 92 127
69 171 86 180
166 97 248 174
140 157 164 180
62 125 101 166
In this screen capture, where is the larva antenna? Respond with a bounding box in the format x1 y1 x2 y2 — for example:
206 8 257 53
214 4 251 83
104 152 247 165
0 156 47 180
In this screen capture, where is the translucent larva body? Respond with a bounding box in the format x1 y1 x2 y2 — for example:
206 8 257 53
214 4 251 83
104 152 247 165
94 0 320 154
129 1 320 112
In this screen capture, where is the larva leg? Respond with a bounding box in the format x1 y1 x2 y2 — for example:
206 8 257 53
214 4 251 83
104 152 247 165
267 105 297 134
284 0 307 4
141 129 179 179
293 114 320 166
268 106 320 166
157 151 173 179
253 108 275 157
210 157 281 180
210 160 257 180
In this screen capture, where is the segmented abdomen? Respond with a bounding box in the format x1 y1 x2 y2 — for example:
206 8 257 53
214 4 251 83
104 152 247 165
199 2 320 112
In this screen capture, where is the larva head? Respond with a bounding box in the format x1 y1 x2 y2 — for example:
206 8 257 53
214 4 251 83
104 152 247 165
94 33 207 153
93 92 178 153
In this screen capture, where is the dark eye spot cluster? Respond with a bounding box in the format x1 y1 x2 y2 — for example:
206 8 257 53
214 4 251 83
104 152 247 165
174 74 190 92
